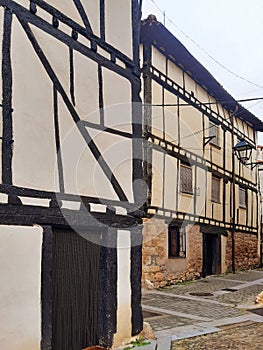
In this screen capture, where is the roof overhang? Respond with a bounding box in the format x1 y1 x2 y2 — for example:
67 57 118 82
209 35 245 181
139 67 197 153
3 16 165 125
141 17 263 132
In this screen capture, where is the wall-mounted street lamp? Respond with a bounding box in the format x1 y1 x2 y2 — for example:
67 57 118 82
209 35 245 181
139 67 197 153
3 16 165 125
233 139 258 168
233 139 253 165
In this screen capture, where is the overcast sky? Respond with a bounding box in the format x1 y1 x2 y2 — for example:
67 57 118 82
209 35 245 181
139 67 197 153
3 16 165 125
142 0 263 144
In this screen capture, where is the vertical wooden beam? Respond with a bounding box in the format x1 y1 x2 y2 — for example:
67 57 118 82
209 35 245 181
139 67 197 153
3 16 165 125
100 0 105 41
194 165 197 217
222 128 226 223
2 8 13 185
69 48 76 106
98 64 104 126
203 114 207 218
130 226 143 336
41 226 53 350
231 112 236 273
143 43 152 209
97 228 117 347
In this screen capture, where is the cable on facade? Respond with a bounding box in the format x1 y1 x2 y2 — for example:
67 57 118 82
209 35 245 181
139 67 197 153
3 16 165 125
146 0 263 90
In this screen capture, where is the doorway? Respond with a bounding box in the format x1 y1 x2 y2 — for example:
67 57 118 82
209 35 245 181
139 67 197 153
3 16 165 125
52 229 101 350
202 233 221 277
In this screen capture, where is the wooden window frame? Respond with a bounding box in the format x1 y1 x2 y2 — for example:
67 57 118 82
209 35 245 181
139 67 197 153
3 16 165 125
209 121 220 147
239 186 247 209
168 225 186 258
180 163 193 194
211 175 221 203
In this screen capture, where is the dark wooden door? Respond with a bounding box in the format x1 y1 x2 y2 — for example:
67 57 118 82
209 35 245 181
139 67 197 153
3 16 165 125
202 233 221 277
52 229 101 350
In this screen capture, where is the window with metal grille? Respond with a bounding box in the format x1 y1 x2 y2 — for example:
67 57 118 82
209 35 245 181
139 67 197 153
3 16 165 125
168 226 186 258
209 121 219 146
239 187 247 208
180 163 193 194
211 175 220 203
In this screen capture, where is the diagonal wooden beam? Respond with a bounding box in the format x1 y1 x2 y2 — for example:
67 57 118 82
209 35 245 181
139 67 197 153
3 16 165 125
73 0 93 34
17 17 129 203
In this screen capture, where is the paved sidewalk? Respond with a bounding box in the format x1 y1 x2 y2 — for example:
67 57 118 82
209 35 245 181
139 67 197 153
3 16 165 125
141 269 263 349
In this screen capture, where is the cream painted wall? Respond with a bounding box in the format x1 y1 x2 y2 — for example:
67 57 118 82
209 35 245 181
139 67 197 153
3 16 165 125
151 150 164 208
167 59 184 87
0 225 42 350
163 155 177 210
180 106 203 156
114 230 132 347
152 46 166 75
195 167 206 218
149 44 258 227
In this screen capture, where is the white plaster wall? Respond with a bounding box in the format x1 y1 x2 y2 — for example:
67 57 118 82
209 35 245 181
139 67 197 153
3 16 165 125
0 225 42 350
47 0 88 27
103 68 132 133
11 18 59 192
114 230 132 347
105 0 132 58
6 6 134 203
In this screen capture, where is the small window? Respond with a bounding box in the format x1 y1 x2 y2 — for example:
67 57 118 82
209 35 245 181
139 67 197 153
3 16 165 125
209 121 219 146
169 226 186 258
239 187 247 208
211 175 220 203
180 163 193 194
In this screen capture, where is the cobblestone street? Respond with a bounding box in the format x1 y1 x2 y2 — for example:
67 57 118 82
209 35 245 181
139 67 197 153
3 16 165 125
172 321 263 349
141 269 263 349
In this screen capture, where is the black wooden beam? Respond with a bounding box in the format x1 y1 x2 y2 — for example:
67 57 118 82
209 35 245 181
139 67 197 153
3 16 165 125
97 228 117 347
41 226 53 350
53 86 65 193
18 18 129 202
130 226 143 336
0 0 136 81
99 0 105 41
73 0 93 34
148 65 256 146
1 8 13 185
0 203 141 228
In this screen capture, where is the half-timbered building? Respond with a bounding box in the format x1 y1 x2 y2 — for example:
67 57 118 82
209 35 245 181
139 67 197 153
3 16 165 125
141 16 263 288
0 1 143 349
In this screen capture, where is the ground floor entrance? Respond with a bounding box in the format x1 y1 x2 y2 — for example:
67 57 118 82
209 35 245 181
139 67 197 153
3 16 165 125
52 229 101 350
202 233 221 277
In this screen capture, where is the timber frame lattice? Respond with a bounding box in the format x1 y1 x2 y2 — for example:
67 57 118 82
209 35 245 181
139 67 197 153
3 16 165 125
0 0 144 227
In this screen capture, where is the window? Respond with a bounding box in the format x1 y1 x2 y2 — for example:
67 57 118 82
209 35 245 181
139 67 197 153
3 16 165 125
211 175 220 203
169 226 186 258
209 121 219 146
180 163 193 194
239 187 247 208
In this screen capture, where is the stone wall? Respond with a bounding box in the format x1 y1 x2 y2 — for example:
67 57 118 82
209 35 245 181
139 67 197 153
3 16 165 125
142 219 202 288
142 219 260 289
225 231 259 271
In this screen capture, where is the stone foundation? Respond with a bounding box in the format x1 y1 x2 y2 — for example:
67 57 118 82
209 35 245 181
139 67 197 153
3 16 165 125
142 218 260 289
225 231 259 272
142 219 202 288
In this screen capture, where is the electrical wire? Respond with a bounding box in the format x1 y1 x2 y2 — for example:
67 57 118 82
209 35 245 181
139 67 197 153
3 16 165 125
146 0 263 90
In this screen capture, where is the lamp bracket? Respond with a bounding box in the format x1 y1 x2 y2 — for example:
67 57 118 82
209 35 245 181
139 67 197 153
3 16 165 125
204 136 215 147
